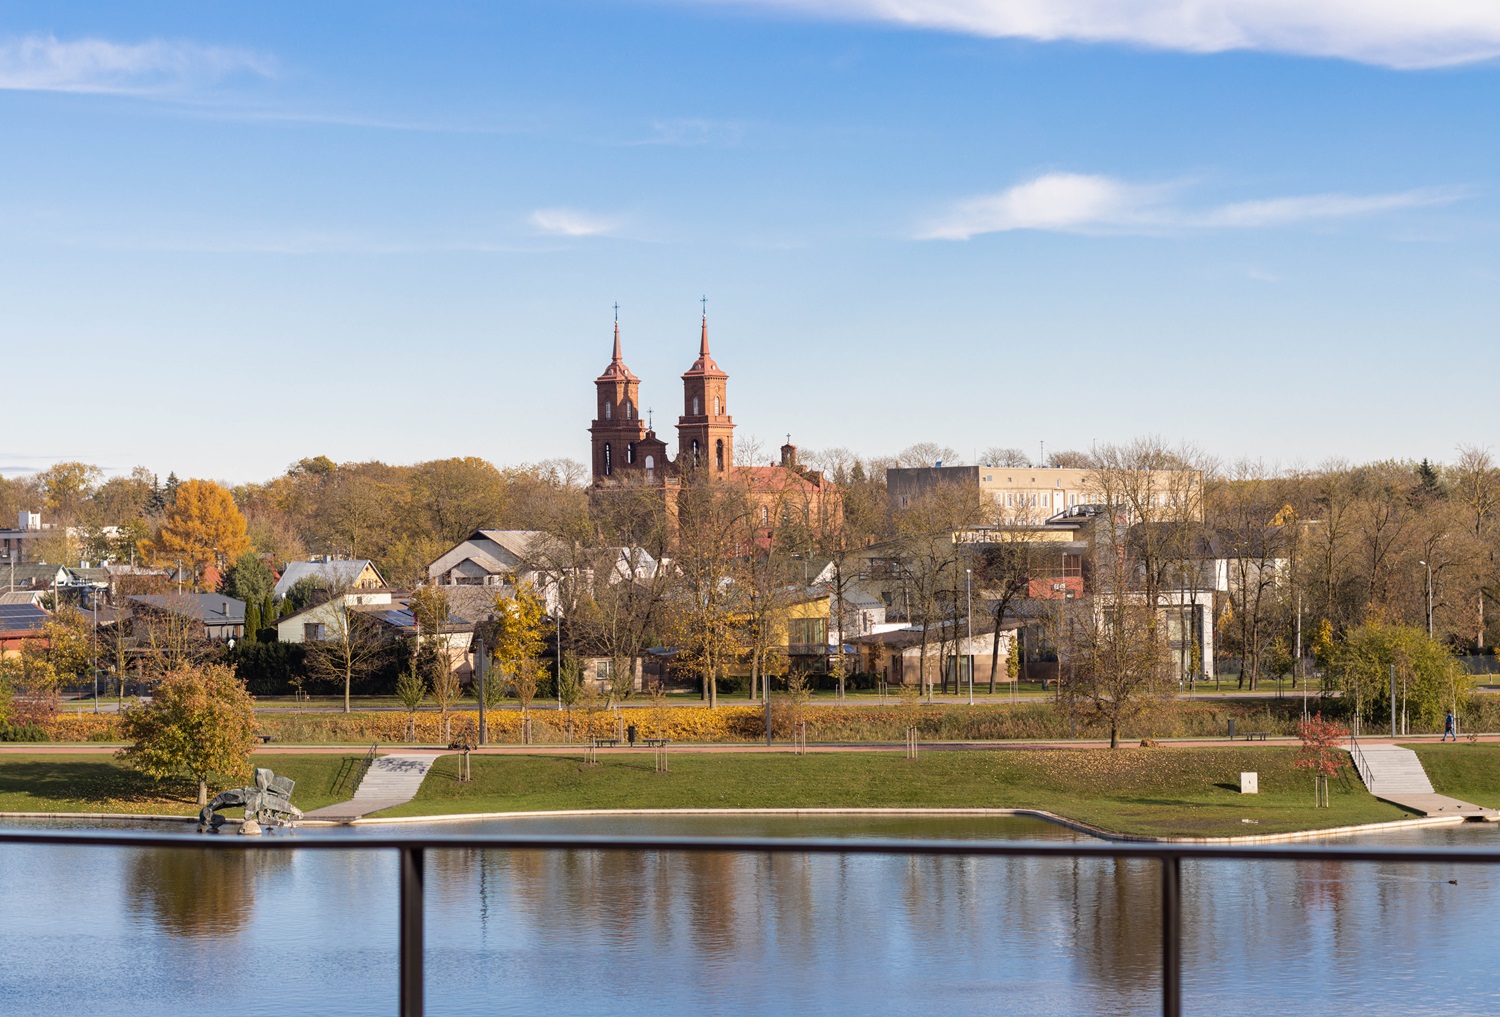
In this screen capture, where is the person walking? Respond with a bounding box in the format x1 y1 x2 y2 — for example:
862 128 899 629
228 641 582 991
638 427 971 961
1443 711 1457 742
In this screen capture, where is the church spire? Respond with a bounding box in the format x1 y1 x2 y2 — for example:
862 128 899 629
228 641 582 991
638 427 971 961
683 301 725 379
596 308 638 383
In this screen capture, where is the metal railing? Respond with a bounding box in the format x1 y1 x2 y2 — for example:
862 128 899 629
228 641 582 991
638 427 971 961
3 829 1499 1017
1348 732 1374 789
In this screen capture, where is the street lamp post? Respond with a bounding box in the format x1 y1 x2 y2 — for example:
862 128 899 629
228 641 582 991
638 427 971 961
965 568 973 706
1419 560 1433 638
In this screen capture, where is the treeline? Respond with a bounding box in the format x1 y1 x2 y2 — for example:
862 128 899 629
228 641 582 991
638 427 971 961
3 442 1496 659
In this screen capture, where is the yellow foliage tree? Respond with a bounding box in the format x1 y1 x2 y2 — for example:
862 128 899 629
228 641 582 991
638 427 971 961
138 479 251 580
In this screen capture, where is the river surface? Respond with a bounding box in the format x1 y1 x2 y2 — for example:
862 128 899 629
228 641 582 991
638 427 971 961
0 814 1497 1016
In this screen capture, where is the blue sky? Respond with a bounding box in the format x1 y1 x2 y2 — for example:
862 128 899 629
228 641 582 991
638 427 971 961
2 1 1497 482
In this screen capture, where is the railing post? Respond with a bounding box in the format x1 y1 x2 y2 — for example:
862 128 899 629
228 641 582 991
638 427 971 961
400 845 425 1017
1160 854 1181 1017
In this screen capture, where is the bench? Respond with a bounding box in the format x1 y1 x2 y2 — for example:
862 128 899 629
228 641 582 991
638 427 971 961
594 738 622 748
643 738 671 748
1243 731 1270 741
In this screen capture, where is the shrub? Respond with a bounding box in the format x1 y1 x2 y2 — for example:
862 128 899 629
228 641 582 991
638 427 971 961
0 722 49 742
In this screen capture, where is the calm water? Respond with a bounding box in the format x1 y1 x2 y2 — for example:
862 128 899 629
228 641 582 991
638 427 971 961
1 814 1498 1016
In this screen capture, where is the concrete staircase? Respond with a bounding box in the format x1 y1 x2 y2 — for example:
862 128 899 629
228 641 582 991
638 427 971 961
1356 744 1434 796
1351 742 1496 820
304 753 442 822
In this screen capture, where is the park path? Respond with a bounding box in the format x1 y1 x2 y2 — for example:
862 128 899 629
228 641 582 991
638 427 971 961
303 753 443 822
1354 743 1497 820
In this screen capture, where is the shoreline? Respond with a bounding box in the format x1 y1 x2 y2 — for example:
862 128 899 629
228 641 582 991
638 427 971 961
0 805 1476 844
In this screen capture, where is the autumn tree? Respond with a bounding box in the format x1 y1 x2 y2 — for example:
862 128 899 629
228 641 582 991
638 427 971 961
304 587 392 712
1327 621 1473 731
490 581 549 740
671 480 751 708
410 586 461 741
1059 598 1172 749
119 663 258 805
138 479 251 582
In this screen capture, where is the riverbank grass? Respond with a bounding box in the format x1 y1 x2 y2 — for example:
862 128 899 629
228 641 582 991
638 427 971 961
1410 744 1500 809
0 754 356 816
388 747 1411 838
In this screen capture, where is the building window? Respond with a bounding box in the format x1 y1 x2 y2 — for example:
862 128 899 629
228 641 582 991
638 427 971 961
714 397 721 415
787 617 827 654
645 454 654 481
627 443 636 464
692 396 700 415
603 443 613 476
604 402 612 420
625 400 633 420
304 622 325 641
691 439 700 466
596 658 612 683
760 505 768 524
716 439 725 471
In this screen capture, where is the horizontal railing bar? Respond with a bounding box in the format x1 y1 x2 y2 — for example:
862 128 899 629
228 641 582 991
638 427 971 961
1 829 1499 865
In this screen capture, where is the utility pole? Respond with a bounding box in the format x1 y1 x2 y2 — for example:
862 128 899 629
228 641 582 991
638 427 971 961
1389 663 1397 739
474 633 487 746
965 568 973 706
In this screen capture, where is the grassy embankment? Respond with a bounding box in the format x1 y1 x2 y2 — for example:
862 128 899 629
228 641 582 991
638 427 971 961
0 754 355 816
1410 744 1500 809
5 746 1470 837
384 747 1410 838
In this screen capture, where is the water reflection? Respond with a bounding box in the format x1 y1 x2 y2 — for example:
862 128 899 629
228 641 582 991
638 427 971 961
124 847 291 939
1 817 1498 1017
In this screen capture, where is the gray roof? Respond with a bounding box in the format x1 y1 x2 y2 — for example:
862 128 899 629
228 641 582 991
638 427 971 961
273 559 381 599
129 594 245 626
0 603 49 632
0 563 71 588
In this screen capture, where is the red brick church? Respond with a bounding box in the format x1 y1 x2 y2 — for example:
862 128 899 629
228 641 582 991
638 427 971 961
588 312 840 541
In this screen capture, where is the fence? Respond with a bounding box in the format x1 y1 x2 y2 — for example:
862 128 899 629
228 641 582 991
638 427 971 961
2 829 1498 1017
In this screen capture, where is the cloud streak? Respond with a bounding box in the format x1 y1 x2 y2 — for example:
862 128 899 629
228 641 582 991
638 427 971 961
920 172 1460 239
528 208 623 237
0 34 274 95
694 0 1500 68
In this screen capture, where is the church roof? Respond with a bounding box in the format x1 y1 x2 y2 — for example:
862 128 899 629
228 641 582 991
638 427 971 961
596 321 640 383
681 315 727 379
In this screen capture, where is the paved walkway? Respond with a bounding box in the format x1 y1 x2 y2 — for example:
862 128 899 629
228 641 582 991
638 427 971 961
1354 743 1498 820
303 753 442 822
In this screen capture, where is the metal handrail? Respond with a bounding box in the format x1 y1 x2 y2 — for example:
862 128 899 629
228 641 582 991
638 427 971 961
1348 732 1374 788
4 829 1500 1017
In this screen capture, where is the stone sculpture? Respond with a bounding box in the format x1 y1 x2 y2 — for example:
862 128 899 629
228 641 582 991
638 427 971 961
198 767 304 835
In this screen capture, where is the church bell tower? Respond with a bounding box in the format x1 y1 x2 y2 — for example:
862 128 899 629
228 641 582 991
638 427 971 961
589 316 648 483
677 312 734 475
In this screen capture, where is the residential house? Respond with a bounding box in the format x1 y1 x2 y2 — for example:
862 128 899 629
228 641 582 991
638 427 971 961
852 620 1018 689
273 558 386 601
276 589 397 644
427 530 547 587
0 603 50 657
128 594 246 642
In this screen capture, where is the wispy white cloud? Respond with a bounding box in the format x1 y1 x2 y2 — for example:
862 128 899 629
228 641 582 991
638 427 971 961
691 0 1500 68
528 208 623 237
920 172 1462 239
0 34 274 95
635 118 746 147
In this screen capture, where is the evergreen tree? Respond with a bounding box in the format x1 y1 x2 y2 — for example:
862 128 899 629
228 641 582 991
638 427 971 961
262 594 277 638
243 600 262 644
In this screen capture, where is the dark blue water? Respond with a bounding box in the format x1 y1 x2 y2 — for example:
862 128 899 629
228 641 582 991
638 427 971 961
0 815 1496 1016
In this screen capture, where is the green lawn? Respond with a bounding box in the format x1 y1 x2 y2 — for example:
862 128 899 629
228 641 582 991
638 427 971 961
384 747 1411 838
0 754 360 816
1410 744 1500 809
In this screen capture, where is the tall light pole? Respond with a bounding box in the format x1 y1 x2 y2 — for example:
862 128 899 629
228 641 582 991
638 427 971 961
1419 561 1433 638
965 568 973 706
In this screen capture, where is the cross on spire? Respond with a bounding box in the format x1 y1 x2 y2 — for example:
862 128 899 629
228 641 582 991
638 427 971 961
700 294 707 318
613 301 619 322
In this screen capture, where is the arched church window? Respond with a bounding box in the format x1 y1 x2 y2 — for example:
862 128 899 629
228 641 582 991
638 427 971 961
716 439 725 471
691 440 700 466
759 505 768 524
714 397 720 415
603 443 612 476
692 396 700 416
625 401 633 420
645 455 654 481
627 443 636 464
604 401 612 420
